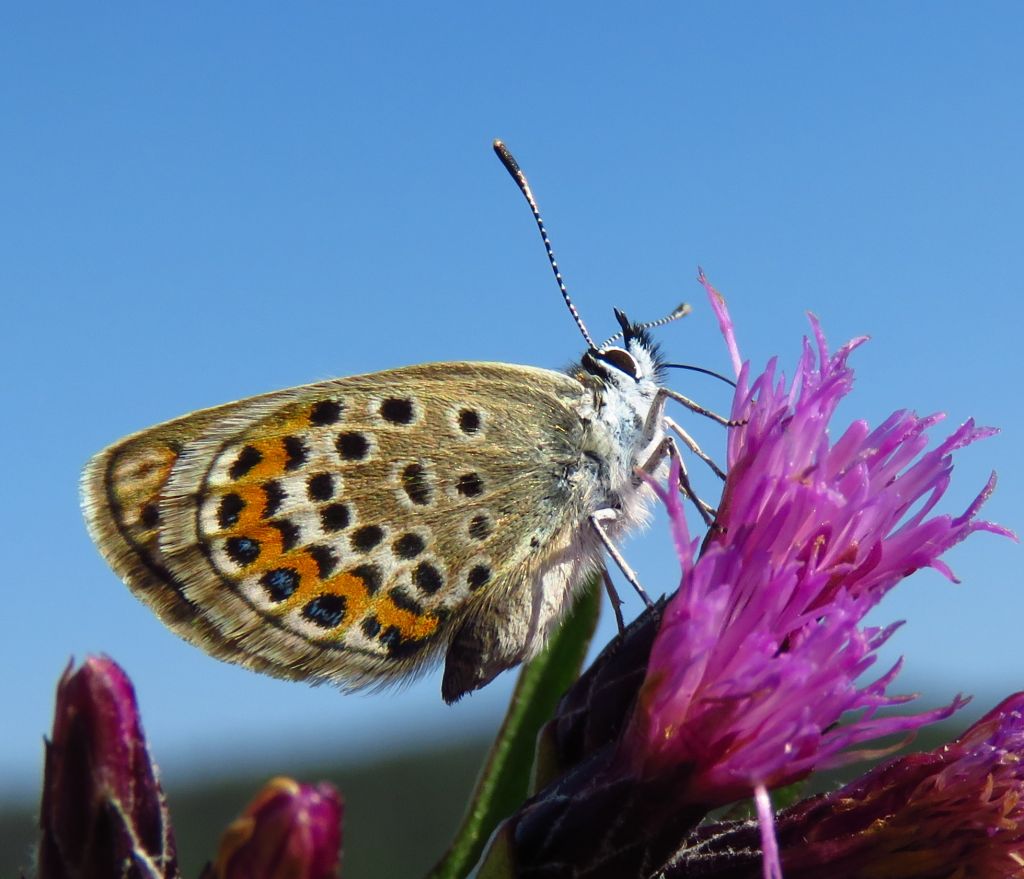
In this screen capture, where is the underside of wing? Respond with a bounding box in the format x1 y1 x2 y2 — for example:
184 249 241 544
83 362 588 691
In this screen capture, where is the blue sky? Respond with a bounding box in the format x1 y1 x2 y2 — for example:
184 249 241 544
2 4 1021 797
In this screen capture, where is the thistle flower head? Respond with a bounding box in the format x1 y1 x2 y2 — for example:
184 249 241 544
478 285 1015 879
624 293 1012 804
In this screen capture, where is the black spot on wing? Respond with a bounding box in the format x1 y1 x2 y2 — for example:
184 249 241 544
380 398 415 424
307 473 334 501
308 544 339 578
310 400 343 426
337 432 369 461
458 409 481 434
225 536 260 566
260 568 299 602
269 519 300 551
389 587 423 616
283 436 308 471
351 525 384 553
140 503 160 529
263 480 286 518
380 626 429 659
393 533 425 559
230 446 262 480
217 493 245 528
468 514 491 540
320 503 350 532
456 473 484 497
413 561 444 595
468 564 491 591
350 563 382 594
401 463 431 505
303 594 347 629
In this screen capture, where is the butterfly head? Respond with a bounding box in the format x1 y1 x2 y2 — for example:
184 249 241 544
580 308 666 391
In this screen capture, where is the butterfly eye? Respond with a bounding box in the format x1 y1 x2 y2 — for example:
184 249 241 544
596 346 639 379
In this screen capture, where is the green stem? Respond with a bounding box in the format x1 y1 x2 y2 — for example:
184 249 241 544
425 576 602 879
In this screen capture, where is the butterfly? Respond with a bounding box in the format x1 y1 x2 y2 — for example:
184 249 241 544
82 141 724 703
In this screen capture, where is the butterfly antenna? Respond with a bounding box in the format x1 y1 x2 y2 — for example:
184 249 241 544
494 140 596 350
600 302 692 348
664 362 738 389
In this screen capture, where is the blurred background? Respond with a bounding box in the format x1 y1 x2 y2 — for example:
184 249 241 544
2 4 1021 876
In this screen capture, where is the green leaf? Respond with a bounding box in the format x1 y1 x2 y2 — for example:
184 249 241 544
425 575 602 879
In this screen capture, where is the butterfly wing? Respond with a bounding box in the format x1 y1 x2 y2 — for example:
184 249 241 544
83 362 592 691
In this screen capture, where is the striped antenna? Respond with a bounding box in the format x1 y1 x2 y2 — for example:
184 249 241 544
599 302 692 348
493 140 595 350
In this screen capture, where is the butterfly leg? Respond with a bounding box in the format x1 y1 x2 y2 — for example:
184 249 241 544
639 433 717 526
589 509 654 608
665 415 726 481
663 387 743 427
646 388 731 481
600 566 627 633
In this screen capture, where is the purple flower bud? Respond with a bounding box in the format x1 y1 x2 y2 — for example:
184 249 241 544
208 777 343 879
38 656 178 879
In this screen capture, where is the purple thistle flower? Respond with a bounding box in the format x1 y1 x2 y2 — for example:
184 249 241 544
624 296 1011 804
207 777 343 879
38 656 178 879
478 287 1014 878
664 693 1024 877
